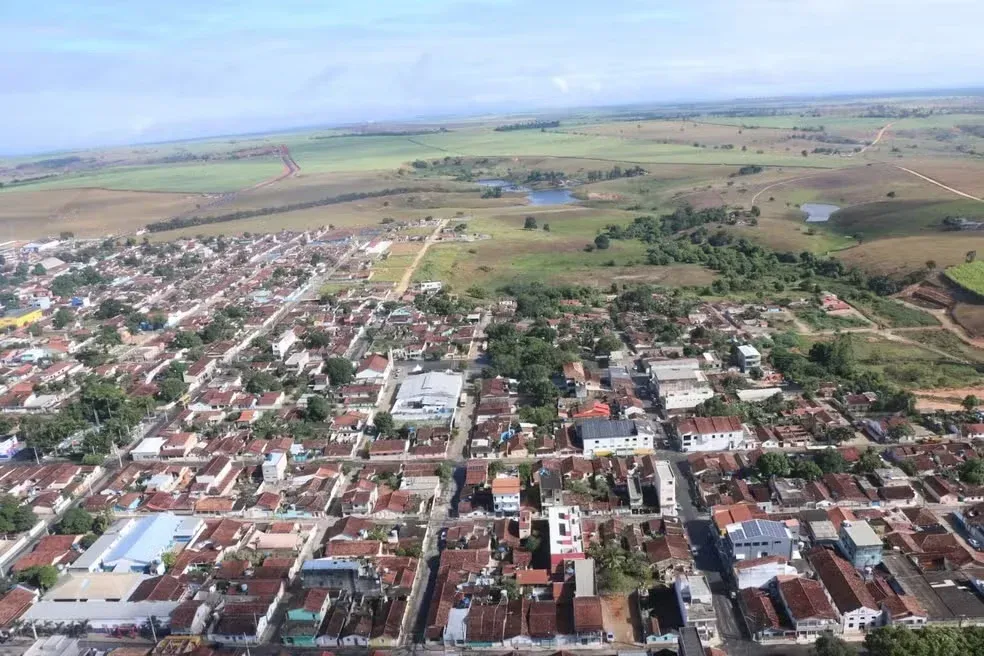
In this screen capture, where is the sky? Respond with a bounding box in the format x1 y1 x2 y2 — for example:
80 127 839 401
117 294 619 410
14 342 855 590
3 0 984 153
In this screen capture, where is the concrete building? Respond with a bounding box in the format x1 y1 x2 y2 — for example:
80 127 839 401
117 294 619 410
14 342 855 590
674 574 717 639
808 548 882 635
130 437 166 462
654 460 677 516
390 371 463 425
70 515 204 574
272 329 298 359
491 476 521 516
262 451 288 483
675 416 746 452
733 556 797 590
838 521 883 568
575 418 656 458
736 344 761 373
723 519 795 563
548 505 585 568
0 308 42 330
650 362 713 413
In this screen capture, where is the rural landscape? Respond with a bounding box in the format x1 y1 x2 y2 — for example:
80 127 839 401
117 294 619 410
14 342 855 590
8 79 984 656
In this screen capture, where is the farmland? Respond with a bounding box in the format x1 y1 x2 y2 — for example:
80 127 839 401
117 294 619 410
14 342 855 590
945 261 984 298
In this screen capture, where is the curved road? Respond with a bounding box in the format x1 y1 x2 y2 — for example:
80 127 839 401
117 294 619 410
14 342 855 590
894 165 984 202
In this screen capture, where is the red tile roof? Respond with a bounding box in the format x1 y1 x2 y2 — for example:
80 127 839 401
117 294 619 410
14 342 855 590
778 577 838 622
572 596 604 632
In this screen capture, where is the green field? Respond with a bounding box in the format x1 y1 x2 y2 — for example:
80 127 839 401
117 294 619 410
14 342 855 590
1 158 285 193
905 328 984 364
794 308 869 331
844 295 940 328
944 261 984 298
828 199 984 239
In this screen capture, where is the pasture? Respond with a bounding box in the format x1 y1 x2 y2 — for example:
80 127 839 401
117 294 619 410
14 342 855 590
945 261 984 298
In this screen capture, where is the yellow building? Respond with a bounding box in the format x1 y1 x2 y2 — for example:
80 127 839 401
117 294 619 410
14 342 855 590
0 307 42 329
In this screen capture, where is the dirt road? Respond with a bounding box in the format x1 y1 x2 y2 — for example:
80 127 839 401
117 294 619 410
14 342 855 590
895 165 984 202
391 219 448 297
853 122 893 156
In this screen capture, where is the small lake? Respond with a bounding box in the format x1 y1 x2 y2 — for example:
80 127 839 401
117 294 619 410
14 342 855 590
477 179 575 206
801 203 840 223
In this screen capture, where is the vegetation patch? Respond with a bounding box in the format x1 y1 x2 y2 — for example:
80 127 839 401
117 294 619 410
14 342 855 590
829 199 984 240
793 308 869 331
945 261 984 299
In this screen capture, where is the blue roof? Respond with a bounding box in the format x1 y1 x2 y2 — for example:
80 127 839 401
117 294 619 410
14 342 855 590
104 514 183 568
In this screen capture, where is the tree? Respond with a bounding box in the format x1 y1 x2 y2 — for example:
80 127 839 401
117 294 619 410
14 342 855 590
17 564 58 591
56 508 94 535
594 334 623 356
52 308 73 329
960 458 984 485
161 550 177 572
373 411 395 435
435 462 453 483
813 634 856 656
542 223 550 232
305 395 331 423
523 216 538 230
815 449 847 474
750 205 761 217
594 234 611 250
825 426 856 443
517 462 533 484
523 534 541 553
33 264 46 276
886 191 896 198
98 326 122 347
245 371 282 394
157 378 187 403
519 377 559 407
749 366 763 380
0 495 38 534
791 459 823 482
323 358 354 385
171 331 203 350
853 448 883 474
757 452 791 479
963 395 980 412
488 460 504 478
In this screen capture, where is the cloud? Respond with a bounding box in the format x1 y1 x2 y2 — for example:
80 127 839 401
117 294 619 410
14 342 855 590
551 76 569 94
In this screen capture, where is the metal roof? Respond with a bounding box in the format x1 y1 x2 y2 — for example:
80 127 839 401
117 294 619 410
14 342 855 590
577 418 636 441
728 519 789 541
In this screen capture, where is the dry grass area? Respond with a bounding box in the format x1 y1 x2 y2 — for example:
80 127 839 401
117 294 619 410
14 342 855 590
892 157 984 197
838 234 984 275
0 187 203 239
952 303 984 339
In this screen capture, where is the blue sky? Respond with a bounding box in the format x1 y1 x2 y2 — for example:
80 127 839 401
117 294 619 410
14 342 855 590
2 0 983 153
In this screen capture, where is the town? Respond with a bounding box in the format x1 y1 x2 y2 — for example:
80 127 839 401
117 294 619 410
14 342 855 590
0 223 978 656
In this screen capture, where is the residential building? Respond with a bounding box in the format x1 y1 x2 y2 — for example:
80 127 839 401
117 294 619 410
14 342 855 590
491 476 521 516
548 505 585 568
650 362 714 413
0 308 42 330
776 577 841 640
131 437 166 462
654 460 676 516
736 344 761 373
808 548 882 635
538 469 564 508
675 416 746 452
272 329 298 359
733 555 797 590
838 521 883 568
575 418 656 458
355 353 392 382
723 519 795 563
262 451 288 483
674 574 717 639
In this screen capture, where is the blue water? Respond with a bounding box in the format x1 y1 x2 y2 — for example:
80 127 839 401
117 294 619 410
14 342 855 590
477 179 575 206
801 203 840 223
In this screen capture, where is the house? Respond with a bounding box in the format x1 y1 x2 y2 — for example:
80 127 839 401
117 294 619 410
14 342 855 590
491 476 521 516
572 596 604 644
262 452 288 483
838 521 882 568
739 588 791 642
733 555 797 590
654 460 677 516
272 329 298 359
736 345 761 373
649 361 714 413
674 574 717 639
575 418 657 458
355 353 392 383
807 548 881 635
776 576 841 640
538 469 564 508
131 437 166 462
675 416 745 452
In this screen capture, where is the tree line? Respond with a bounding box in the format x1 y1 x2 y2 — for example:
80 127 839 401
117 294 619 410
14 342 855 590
494 120 560 132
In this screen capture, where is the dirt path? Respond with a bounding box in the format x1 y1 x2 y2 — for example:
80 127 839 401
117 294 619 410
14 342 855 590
391 219 448 297
750 171 829 205
852 122 893 156
893 296 984 347
894 165 984 202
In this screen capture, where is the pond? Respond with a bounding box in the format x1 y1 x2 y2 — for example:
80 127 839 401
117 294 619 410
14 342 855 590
477 179 575 206
801 203 840 223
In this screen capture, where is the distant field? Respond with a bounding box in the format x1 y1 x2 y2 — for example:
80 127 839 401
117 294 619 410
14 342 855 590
828 199 984 239
793 308 869 331
2 158 285 193
906 329 984 364
838 234 984 275
944 261 984 298
848 295 940 328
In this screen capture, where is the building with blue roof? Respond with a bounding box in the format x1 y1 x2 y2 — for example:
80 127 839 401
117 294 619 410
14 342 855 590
69 514 205 574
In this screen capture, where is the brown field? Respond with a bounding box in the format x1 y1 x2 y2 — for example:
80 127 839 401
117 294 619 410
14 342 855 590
952 303 984 339
838 234 984 275
0 187 203 239
888 157 984 198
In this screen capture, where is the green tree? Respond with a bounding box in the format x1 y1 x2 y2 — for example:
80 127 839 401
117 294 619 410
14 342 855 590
960 458 984 485
98 326 123 347
323 358 355 385
56 508 94 535
435 462 453 483
963 395 980 412
33 264 46 276
519 377 559 407
594 334 623 355
542 223 550 232
813 634 856 656
825 426 856 443
17 565 59 591
0 496 37 534
523 216 538 230
853 448 884 474
305 395 331 423
161 550 177 572
757 452 791 479
815 449 846 474
52 308 74 329
156 378 187 403
171 331 203 349
373 411 395 435
594 234 611 250
517 462 533 484
791 459 823 482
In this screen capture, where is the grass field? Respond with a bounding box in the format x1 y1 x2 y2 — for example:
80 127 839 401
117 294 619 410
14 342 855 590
1 158 285 193
847 295 940 328
794 308 869 331
905 329 984 364
828 199 984 239
944 261 984 298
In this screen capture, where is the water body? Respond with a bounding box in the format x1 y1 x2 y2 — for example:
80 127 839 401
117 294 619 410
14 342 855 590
801 203 840 223
477 179 575 205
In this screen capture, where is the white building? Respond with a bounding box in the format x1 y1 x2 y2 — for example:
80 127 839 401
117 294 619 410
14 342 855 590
674 574 718 640
809 548 881 635
650 363 714 413
736 344 761 372
575 418 656 458
131 437 166 462
491 476 521 515
390 371 462 424
674 416 746 452
262 451 288 483
418 281 443 293
733 555 798 590
654 460 677 516
272 329 298 360
548 505 585 568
